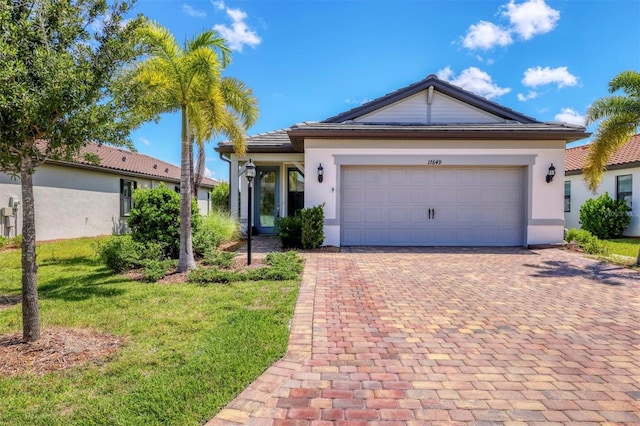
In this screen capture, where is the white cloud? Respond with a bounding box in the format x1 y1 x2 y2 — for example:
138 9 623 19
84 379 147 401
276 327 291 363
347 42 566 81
462 21 512 50
204 167 215 179
517 90 539 102
345 97 371 105
183 4 206 18
502 0 560 40
555 108 586 126
139 136 151 146
522 66 578 88
213 2 261 51
459 0 559 52
437 66 511 99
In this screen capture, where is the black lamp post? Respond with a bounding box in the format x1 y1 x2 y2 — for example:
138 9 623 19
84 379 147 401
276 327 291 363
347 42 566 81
245 159 256 265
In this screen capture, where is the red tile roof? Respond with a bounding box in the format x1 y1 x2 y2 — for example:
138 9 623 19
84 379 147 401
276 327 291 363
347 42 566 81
565 134 640 173
47 142 217 188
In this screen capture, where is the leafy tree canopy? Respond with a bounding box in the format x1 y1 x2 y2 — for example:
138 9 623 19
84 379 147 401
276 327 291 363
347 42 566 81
0 0 144 174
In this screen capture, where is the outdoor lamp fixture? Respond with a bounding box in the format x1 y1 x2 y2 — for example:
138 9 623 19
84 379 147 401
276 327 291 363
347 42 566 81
546 163 556 183
317 163 324 183
245 159 256 265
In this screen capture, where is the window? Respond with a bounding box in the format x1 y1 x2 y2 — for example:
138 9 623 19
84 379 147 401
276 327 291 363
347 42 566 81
616 175 632 207
120 179 137 216
287 168 305 216
564 181 571 212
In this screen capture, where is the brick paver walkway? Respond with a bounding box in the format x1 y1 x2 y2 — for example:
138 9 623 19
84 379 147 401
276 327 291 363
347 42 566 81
208 247 640 425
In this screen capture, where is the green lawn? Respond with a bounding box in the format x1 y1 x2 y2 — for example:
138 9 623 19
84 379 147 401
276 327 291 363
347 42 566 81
0 237 299 425
605 238 640 258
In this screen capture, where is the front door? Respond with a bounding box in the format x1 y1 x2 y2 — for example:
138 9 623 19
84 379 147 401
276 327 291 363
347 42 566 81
255 167 280 234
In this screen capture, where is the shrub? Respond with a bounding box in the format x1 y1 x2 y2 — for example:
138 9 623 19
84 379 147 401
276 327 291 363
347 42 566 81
193 210 240 257
0 235 21 250
202 251 236 268
96 235 163 272
579 192 631 239
187 267 237 284
265 251 304 273
128 184 202 259
141 259 177 283
211 181 230 211
565 228 609 255
301 204 325 249
275 215 303 249
188 251 304 284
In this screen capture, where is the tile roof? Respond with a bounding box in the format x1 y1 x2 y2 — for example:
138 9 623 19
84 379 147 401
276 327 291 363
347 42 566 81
565 134 640 173
216 128 295 153
48 142 218 187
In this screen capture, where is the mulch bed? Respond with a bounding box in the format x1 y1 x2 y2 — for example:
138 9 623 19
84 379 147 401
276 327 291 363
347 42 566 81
0 327 123 377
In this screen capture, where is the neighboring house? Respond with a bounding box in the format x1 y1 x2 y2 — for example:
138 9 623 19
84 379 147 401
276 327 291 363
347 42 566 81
565 134 640 236
0 142 217 240
216 74 588 247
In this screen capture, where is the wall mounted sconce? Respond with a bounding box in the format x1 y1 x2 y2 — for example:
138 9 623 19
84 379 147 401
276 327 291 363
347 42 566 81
317 163 324 183
546 163 556 183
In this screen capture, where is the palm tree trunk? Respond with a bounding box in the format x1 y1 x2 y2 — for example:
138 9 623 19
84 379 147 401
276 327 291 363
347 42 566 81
21 156 41 342
178 106 196 272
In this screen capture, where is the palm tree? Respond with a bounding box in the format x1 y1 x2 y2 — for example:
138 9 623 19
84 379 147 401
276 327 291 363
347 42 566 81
583 70 640 192
131 22 258 271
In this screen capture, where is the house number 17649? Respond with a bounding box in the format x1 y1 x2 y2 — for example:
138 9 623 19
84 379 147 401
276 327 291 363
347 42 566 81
427 160 442 165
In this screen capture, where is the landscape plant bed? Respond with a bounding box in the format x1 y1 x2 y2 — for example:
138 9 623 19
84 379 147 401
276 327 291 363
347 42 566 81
0 237 300 425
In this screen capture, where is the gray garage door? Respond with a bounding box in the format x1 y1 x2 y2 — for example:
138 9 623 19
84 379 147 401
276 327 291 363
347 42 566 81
341 166 525 246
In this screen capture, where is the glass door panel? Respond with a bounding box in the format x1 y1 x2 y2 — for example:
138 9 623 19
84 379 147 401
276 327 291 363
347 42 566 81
255 167 279 233
288 168 305 216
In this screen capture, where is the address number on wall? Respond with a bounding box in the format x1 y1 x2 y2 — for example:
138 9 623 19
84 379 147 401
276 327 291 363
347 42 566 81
427 160 442 165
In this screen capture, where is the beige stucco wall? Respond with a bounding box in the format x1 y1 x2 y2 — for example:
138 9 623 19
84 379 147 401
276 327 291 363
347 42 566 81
0 164 212 240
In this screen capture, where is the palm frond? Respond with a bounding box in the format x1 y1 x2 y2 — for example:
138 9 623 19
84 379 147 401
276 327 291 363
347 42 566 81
220 77 259 128
583 112 639 192
140 21 181 62
586 96 640 125
608 70 640 98
186 30 232 67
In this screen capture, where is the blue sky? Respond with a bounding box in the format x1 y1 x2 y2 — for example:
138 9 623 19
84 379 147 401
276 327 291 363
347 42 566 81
127 0 640 181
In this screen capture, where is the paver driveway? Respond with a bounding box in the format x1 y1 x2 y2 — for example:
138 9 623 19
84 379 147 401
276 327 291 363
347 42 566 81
209 247 640 425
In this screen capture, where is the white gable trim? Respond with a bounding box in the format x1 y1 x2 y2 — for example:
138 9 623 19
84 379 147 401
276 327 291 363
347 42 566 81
354 88 505 125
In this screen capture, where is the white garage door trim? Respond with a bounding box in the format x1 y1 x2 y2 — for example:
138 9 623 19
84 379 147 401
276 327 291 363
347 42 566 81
340 165 526 246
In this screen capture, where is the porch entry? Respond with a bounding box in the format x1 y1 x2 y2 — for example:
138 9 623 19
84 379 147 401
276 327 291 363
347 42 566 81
255 167 279 234
253 166 305 234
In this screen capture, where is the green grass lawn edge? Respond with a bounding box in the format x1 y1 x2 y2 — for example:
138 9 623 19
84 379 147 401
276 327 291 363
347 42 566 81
0 237 301 425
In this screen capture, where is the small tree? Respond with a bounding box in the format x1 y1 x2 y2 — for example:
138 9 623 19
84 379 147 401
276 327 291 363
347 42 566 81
579 192 631 239
128 185 202 259
0 0 143 342
211 181 230 211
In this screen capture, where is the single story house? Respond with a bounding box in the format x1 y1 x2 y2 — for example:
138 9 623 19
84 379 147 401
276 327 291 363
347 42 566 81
0 142 217 240
217 74 589 247
565 134 640 235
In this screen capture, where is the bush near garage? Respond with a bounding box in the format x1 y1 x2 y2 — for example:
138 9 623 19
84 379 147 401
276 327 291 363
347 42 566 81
565 228 609 255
